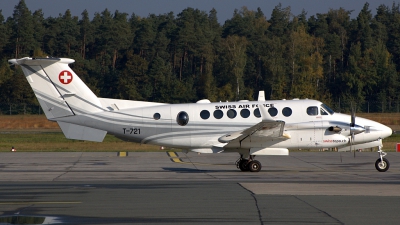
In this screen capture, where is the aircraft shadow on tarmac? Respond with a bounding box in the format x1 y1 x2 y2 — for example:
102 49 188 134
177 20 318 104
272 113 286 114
161 167 297 173
162 167 238 173
325 162 372 168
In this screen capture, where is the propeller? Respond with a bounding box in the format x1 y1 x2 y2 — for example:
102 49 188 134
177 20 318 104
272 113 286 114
350 105 355 157
349 104 366 157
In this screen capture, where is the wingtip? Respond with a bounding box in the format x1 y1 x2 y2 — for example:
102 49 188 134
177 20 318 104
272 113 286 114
8 59 18 65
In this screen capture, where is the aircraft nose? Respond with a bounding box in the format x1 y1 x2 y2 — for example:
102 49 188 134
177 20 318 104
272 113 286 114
381 124 393 138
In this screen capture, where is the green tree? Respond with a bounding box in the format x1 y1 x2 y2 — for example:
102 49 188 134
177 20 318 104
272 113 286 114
0 10 10 58
111 11 132 69
119 50 148 100
356 3 373 51
263 36 287 99
32 9 45 53
221 35 248 100
288 25 325 99
11 0 36 57
268 3 291 37
79 9 94 59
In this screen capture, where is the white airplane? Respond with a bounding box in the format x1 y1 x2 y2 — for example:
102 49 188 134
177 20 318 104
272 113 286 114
9 57 393 172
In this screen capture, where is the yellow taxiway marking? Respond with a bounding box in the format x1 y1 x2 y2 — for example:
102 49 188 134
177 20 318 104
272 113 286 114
0 201 81 205
166 151 225 166
171 157 184 163
118 152 127 157
167 151 188 164
167 152 178 158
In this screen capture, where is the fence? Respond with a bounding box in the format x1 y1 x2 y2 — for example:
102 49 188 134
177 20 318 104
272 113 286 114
0 103 42 115
330 100 400 114
0 101 399 115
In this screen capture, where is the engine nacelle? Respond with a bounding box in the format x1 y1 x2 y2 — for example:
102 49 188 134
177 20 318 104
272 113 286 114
250 148 289 155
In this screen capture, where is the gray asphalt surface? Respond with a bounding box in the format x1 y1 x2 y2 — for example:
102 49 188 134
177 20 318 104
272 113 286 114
0 151 400 224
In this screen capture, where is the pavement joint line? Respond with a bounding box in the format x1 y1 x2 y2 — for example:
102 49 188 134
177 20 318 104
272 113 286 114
0 201 82 205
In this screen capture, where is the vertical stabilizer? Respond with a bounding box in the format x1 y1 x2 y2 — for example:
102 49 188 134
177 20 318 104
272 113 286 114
8 57 103 119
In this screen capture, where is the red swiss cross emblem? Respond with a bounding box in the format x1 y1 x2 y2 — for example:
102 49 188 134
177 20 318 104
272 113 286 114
59 70 73 84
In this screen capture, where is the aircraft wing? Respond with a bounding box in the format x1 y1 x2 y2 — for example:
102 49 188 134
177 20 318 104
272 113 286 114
218 106 287 143
218 120 285 143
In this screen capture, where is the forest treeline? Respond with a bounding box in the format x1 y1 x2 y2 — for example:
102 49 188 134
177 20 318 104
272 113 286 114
0 0 400 113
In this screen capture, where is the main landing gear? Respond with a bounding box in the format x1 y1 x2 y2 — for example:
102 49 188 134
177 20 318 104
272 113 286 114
236 155 262 172
375 145 390 172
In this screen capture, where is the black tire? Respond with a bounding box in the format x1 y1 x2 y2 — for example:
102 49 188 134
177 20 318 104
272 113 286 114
248 160 262 172
375 158 390 172
239 160 249 171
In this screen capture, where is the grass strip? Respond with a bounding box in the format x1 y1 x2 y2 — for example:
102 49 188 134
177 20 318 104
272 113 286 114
0 132 162 152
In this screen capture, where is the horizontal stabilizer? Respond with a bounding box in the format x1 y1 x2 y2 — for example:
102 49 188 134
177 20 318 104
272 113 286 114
58 122 107 142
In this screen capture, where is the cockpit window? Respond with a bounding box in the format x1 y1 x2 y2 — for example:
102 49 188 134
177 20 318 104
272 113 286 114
320 108 328 115
307 106 318 116
321 104 334 115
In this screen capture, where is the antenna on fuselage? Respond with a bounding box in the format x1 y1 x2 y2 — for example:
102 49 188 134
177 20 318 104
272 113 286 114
257 91 265 101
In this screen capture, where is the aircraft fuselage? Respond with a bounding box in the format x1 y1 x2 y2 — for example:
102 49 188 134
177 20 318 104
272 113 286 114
54 99 392 151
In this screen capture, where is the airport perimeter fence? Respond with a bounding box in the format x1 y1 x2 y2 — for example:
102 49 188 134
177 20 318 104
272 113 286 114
0 101 399 115
0 103 43 115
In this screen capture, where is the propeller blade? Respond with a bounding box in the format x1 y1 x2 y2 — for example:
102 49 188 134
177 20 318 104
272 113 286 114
351 104 355 127
350 103 356 157
352 132 355 158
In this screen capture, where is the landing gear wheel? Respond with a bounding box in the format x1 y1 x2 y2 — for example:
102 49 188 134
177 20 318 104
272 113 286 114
248 160 262 172
375 158 390 172
239 160 249 171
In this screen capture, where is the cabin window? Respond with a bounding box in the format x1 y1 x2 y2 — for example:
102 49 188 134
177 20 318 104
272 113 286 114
214 110 223 119
227 109 237 119
253 108 261 118
200 110 210 120
268 107 278 116
240 109 250 118
307 106 318 116
282 107 292 117
153 113 161 120
176 111 189 126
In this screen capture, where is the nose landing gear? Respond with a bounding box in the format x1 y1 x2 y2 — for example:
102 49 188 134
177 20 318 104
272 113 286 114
375 145 389 172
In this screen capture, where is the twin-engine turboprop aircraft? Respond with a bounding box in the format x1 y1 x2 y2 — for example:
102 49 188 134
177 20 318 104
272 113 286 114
9 57 393 172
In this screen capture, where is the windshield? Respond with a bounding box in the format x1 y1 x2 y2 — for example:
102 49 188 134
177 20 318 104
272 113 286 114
321 104 334 115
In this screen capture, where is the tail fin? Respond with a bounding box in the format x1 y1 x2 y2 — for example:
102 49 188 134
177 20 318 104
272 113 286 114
8 57 103 119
